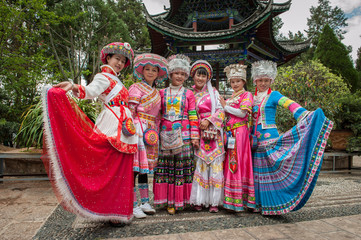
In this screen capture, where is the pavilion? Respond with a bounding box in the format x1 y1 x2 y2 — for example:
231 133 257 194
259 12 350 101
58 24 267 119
144 0 310 88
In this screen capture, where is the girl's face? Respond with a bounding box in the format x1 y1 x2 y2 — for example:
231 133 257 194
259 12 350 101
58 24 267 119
230 78 246 93
255 77 272 92
143 64 159 83
193 71 208 90
171 72 187 86
106 54 127 73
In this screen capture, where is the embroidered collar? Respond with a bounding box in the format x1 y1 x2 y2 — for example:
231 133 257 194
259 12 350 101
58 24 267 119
226 88 245 105
169 83 183 91
254 88 271 106
101 65 117 76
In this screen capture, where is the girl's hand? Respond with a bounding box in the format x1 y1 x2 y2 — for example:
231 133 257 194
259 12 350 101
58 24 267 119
199 119 210 130
191 139 200 149
219 95 226 108
53 82 73 92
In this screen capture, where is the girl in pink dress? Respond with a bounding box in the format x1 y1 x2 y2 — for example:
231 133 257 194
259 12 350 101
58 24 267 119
219 64 255 212
153 54 200 215
189 60 225 213
128 53 168 218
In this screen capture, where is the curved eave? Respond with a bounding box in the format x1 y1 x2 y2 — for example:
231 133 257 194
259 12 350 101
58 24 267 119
277 39 311 53
258 0 291 12
145 1 274 41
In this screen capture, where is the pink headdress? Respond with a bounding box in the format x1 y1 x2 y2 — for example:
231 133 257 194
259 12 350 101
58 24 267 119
133 53 169 85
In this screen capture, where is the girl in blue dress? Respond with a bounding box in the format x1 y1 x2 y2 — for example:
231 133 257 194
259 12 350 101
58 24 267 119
251 60 333 215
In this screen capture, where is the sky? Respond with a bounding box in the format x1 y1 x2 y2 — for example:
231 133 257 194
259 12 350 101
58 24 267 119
142 0 361 63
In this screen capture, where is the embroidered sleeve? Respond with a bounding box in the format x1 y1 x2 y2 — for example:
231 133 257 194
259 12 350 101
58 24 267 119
205 90 225 130
240 92 253 114
276 91 308 121
77 74 110 100
187 90 200 139
128 84 141 105
128 84 144 118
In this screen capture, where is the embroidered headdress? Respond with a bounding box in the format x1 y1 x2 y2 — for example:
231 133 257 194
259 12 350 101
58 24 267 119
133 53 169 85
224 64 247 82
190 60 213 81
100 42 134 68
251 60 277 85
167 54 191 79
191 60 216 115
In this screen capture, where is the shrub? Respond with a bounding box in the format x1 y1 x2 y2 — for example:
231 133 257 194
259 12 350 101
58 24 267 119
274 60 350 132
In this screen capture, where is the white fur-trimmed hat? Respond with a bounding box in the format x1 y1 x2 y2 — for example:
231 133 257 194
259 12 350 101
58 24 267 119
167 54 191 79
251 60 277 85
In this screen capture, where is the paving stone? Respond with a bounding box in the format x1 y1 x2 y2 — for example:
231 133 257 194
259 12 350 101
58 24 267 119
319 230 361 240
179 231 219 240
275 223 329 240
143 233 182 240
296 220 339 234
244 225 290 240
214 228 256 240
2 221 43 240
323 216 361 236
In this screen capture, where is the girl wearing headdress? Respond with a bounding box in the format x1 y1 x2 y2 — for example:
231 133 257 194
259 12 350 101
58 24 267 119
153 54 200 215
189 60 225 213
42 42 137 225
219 64 256 212
251 60 333 215
128 53 168 218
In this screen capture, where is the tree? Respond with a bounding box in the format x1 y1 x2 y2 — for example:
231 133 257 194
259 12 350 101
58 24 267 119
0 0 56 122
356 46 361 72
45 0 150 84
307 0 348 46
314 24 359 92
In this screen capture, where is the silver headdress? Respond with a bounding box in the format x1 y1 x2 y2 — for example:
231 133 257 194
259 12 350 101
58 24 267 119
251 60 277 85
224 64 247 82
167 54 191 79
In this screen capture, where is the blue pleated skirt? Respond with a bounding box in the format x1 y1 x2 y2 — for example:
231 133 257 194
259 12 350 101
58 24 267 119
252 108 333 215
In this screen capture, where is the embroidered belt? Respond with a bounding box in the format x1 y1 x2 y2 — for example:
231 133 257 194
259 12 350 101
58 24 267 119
138 112 156 122
226 121 247 131
108 100 128 107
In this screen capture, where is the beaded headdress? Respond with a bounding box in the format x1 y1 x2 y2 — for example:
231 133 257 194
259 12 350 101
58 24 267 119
100 42 134 68
133 53 169 85
167 54 191 79
251 60 277 85
190 60 213 81
224 64 247 82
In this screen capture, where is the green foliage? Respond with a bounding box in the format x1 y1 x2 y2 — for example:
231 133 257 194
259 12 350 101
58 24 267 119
274 60 350 132
334 91 361 152
16 100 44 148
45 0 150 84
307 0 347 45
0 0 57 124
16 95 101 148
356 46 361 72
122 73 138 89
314 24 359 92
0 119 20 147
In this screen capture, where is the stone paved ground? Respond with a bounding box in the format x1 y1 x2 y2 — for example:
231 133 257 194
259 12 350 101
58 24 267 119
0 157 360 240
